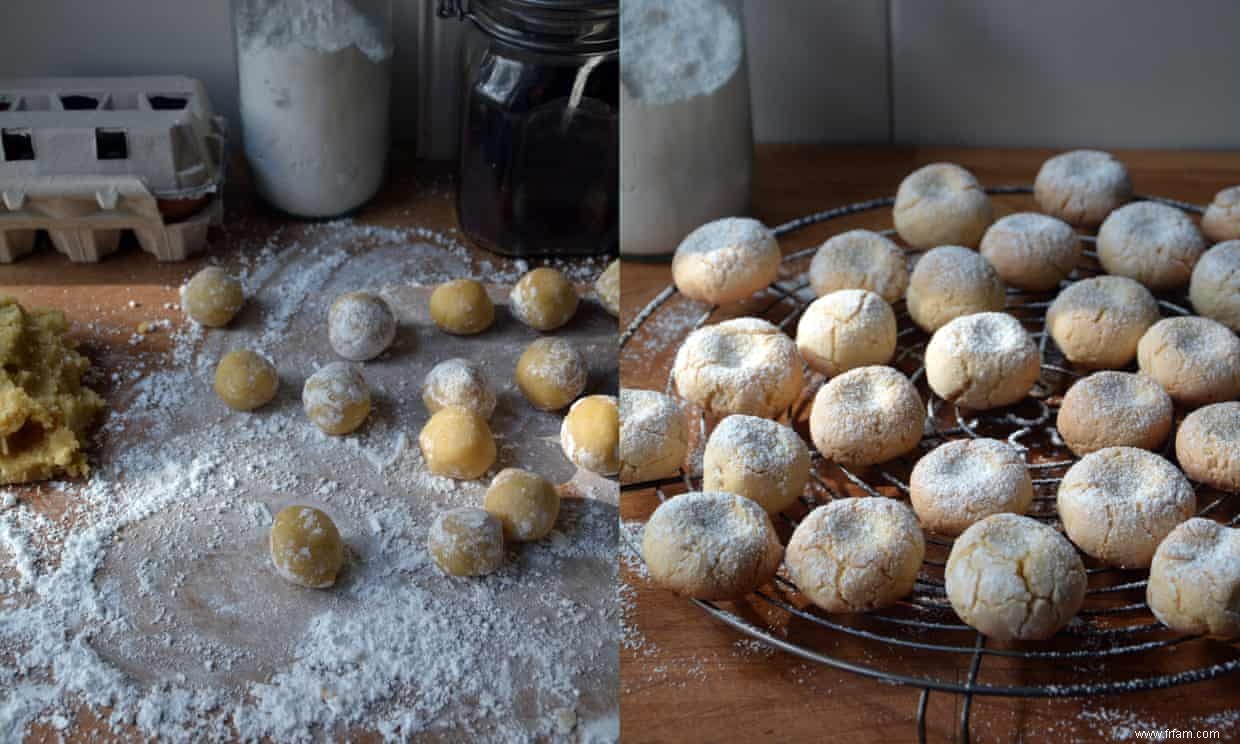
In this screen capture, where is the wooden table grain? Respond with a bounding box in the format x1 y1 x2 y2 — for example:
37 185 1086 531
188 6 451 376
619 145 1240 744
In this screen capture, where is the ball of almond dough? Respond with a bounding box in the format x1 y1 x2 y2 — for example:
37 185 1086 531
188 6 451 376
796 289 897 377
641 491 782 600
809 366 925 468
808 229 909 304
515 337 588 411
945 513 1086 641
182 266 244 327
619 389 687 484
1034 149 1132 228
924 312 1041 410
484 468 560 542
784 497 925 613
214 350 278 411
672 317 803 419
1057 447 1196 569
418 406 497 479
703 415 809 514
596 259 620 318
428 507 504 577
909 438 1033 537
1056 371 1173 456
1045 276 1159 370
303 362 371 435
510 267 578 331
906 246 1006 333
671 217 781 304
978 212 1081 292
270 505 345 588
1202 185 1240 243
422 358 496 419
893 163 993 249
1147 518 1240 638
561 395 619 475
1097 201 1206 291
328 291 396 361
430 279 495 335
1176 402 1240 492
1189 240 1240 333
1137 316 1240 407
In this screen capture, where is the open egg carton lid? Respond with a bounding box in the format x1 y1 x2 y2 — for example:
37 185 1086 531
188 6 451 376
0 75 227 263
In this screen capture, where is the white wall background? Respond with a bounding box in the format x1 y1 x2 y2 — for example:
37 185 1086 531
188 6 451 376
2 0 1238 155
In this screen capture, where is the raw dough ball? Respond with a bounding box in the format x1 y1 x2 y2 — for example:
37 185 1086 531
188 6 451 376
484 468 560 542
703 415 809 514
560 394 620 476
619 389 687 484
909 438 1033 537
269 505 345 588
924 312 1041 410
418 406 497 479
1189 240 1240 332
510 267 579 331
809 365 924 468
328 291 396 361
1034 149 1132 228
214 350 278 411
1176 402 1240 492
641 491 782 600
428 507 504 577
906 245 1006 332
596 259 620 317
1057 447 1196 568
785 497 924 613
1147 518 1240 638
1046 276 1159 370
1056 371 1173 456
422 358 496 419
945 513 1086 641
302 362 371 435
672 217 781 304
978 212 1081 292
1137 316 1240 407
672 317 803 419
808 229 909 304
429 279 495 335
1097 201 1206 291
796 289 897 377
893 163 993 249
181 266 244 327
515 337 588 411
1202 185 1240 243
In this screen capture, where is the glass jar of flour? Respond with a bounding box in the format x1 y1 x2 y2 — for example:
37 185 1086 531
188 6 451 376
620 0 753 258
233 0 393 218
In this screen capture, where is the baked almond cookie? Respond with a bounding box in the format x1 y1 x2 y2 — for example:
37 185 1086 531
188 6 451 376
945 513 1086 641
906 246 1006 333
1202 186 1240 243
671 217 781 304
1147 518 1240 638
703 415 809 514
808 229 909 304
893 163 993 249
909 438 1033 537
1175 402 1240 492
1045 276 1160 370
641 491 783 600
924 312 1041 410
796 289 897 377
1189 241 1240 333
1034 150 1132 228
809 365 924 468
619 389 688 484
979 213 1081 292
1057 447 1196 569
1097 202 1206 291
784 497 924 613
672 317 803 419
1056 371 1173 456
1137 317 1240 407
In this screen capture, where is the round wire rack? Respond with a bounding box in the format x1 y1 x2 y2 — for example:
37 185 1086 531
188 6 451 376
619 186 1240 743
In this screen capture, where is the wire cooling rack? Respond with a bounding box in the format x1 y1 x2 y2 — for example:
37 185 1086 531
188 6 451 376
619 186 1240 743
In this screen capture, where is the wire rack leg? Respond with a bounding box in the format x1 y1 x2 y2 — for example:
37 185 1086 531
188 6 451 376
917 688 930 744
959 634 986 744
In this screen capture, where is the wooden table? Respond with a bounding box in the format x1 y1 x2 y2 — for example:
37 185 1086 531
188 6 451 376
619 145 1240 744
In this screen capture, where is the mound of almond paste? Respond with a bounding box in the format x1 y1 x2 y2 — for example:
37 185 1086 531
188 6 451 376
0 297 105 483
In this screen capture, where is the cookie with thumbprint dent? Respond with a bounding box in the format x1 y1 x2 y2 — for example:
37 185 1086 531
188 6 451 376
924 312 1041 411
672 317 803 420
906 245 1006 333
1137 316 1240 407
809 365 925 468
979 212 1081 292
703 415 809 514
1176 402 1240 493
1055 371 1172 457
1045 276 1160 370
1034 149 1132 228
893 163 993 249
1097 201 1205 292
671 217 781 305
808 229 909 304
909 438 1033 537
1147 518 1240 638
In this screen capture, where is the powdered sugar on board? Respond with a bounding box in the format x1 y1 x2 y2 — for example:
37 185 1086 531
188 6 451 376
0 222 618 742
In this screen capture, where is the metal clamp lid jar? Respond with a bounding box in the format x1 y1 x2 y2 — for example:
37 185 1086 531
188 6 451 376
441 0 619 258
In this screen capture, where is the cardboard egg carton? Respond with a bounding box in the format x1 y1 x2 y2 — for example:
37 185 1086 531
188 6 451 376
0 75 226 263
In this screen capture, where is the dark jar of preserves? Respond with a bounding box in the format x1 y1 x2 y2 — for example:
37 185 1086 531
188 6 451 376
439 0 618 257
